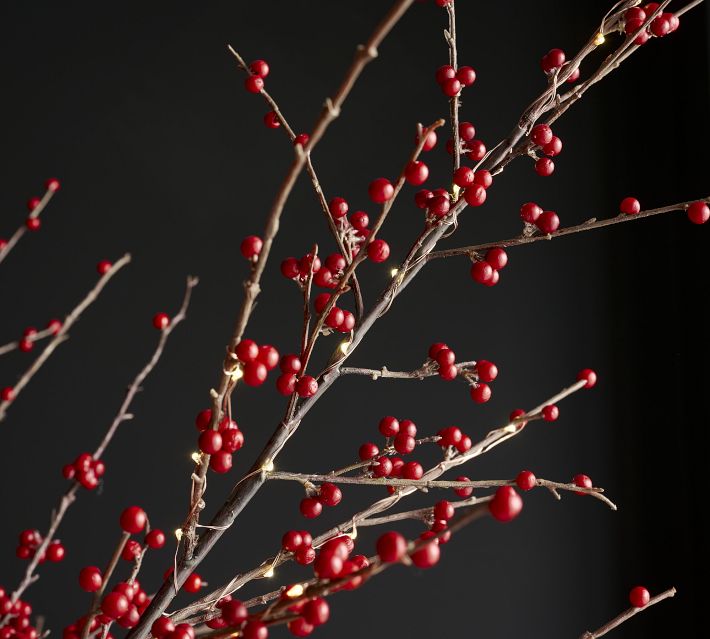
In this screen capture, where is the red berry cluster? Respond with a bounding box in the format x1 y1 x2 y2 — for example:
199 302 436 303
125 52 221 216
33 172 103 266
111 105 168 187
313 535 369 592
427 343 498 403
62 453 106 490
281 529 316 565
540 48 579 83
470 246 508 287
275 353 319 398
376 529 441 568
244 58 269 94
446 121 487 163
195 409 246 474
437 425 473 453
14 320 62 353
435 64 476 97
234 339 280 387
529 123 561 176
0 588 38 639
15 530 65 563
520 201 560 234
299 482 342 519
624 4 680 46
150 616 198 639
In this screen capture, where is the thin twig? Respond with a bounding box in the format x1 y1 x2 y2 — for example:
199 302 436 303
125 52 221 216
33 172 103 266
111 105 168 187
0 325 58 357
0 254 132 422
340 359 475 380
578 588 677 638
445 2 461 177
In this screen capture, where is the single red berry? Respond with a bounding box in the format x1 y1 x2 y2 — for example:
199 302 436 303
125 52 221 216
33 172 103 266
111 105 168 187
625 7 647 22
221 599 248 626
401 461 423 480
405 160 429 186
459 121 476 141
62 464 76 479
541 48 566 73
281 257 300 279
350 210 369 231
485 248 507 271
295 546 316 565
520 202 542 223
401 419 417 437
543 136 563 156
470 383 491 403
300 497 322 519
328 197 349 220
394 432 416 454
516 470 537 491
464 184 487 207
27 197 41 211
435 65 456 84
263 111 280 129
0 238 7 250
257 345 279 370
145 529 166 549
19 338 33 353
152 313 170 330
152 617 175 639
441 77 461 97
79 566 103 592
235 339 259 363
470 261 494 284
368 178 394 203
325 253 346 273
474 170 493 189
280 354 302 374
428 342 448 359
358 442 379 461
367 239 390 263
282 530 304 552
199 430 223 455
535 157 555 176
276 373 296 395
46 178 61 191
437 426 462 447
101 593 129 619
296 375 318 398
372 456 393 477
531 124 553 146
456 66 476 86
249 59 269 77
313 293 331 314
313 551 343 578
434 500 454 521
620 197 641 215
453 476 473 498
629 586 651 608
650 15 671 36
687 201 710 224
240 235 263 259
294 133 310 147
195 409 212 431
120 507 147 534
378 415 399 437
417 129 438 151
96 260 112 275
541 404 559 421
476 359 498 382
209 451 233 473
46 318 62 334
121 540 142 561
453 167 475 188
47 541 65 562
302 598 329 626
411 532 441 568
221 427 244 453
467 139 486 161
183 573 202 593
488 486 523 522
26 217 41 231
573 474 593 494
319 482 342 507
435 348 456 367
376 531 407 562
245 76 264 93
536 211 560 234
287 619 312 637
577 368 598 388
428 194 450 217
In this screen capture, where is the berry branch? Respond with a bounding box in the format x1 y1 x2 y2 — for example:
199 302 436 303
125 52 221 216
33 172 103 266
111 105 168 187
0 254 132 422
445 2 460 176
340 359 476 380
0 179 60 267
0 324 61 358
0 278 196 616
578 587 677 638
427 197 710 261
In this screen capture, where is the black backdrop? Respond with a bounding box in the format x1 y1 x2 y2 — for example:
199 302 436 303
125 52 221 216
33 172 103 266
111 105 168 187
1 2 708 637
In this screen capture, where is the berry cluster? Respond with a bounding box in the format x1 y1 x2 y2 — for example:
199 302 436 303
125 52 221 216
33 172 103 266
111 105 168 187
234 339 280 387
281 529 316 566
427 343 499 403
150 616 197 639
447 121 487 163
11 320 62 353
244 59 269 94
377 529 441 568
299 482 342 519
0 588 38 639
195 409 246 474
62 453 106 490
520 201 560 234
313 535 368 589
15 530 64 563
435 63 476 97
470 246 508 287
540 48 580 83
624 4 680 45
529 123 561 176
275 353 319 398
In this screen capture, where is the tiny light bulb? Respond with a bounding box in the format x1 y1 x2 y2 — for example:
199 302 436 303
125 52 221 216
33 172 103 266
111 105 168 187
191 452 201 463
349 528 358 540
233 367 244 380
174 529 183 540
262 458 274 473
503 424 517 434
390 267 399 278
594 32 605 45
264 567 275 578
339 341 349 354
285 584 304 598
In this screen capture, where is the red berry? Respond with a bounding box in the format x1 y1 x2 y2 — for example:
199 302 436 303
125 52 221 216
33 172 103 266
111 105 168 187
453 167 475 188
401 461 423 480
280 354 302 374
470 261 493 284
328 197 348 219
378 415 399 437
435 348 456 367
121 540 142 561
463 183 487 207
281 257 300 279
516 470 537 491
485 248 507 271
319 482 342 506
541 48 566 73
401 419 417 437
456 66 476 86
199 430 223 454
620 197 641 215
47 541 65 562
428 194 450 217
249 59 269 77
119 507 147 534
441 77 461 97
453 476 473 498
459 121 476 141
536 211 560 234
145 529 166 549
368 178 394 203
577 368 597 388
299 497 322 519
531 124 553 146
488 486 523 522
410 533 441 568
476 359 498 382
19 338 33 353
367 239 390 263
435 65 456 84
650 15 671 36
79 566 103 592
428 342 448 359
46 178 61 191
235 339 259 362
417 130 438 152
467 140 486 161
101 593 129 619
535 157 555 176
276 373 296 395
27 197 41 211
152 617 175 639
257 345 280 370
358 442 379 461
405 160 429 186
470 383 491 403
542 136 563 156
240 235 263 258
26 217 41 231
434 500 454 521
287 619 312 637
573 474 593 494
437 426 462 447
474 170 493 189
209 451 233 473
263 111 280 129
243 361 268 386
302 598 329 626
629 586 650 608
296 375 318 398
195 409 212 431
152 313 170 330
97 260 112 275
282 530 304 552
313 551 343 578
295 546 316 565
541 404 559 421
687 201 710 224
372 456 393 477
183 573 202 593
394 432 416 454
376 531 407 562
520 202 542 223
294 133 310 147
245 76 264 93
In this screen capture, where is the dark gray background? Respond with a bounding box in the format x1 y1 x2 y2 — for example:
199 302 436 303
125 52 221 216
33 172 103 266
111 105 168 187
1 1 708 637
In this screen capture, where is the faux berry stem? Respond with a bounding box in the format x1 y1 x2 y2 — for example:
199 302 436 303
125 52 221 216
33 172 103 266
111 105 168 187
0 277 195 616
0 254 131 423
226 46 365 319
0 182 58 267
0 325 57 357
427 197 710 261
445 2 461 176
578 587 677 639
266 472 617 509
340 359 476 380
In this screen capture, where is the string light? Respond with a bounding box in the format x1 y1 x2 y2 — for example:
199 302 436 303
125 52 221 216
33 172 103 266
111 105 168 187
232 366 244 380
264 567 275 578
174 529 183 540
262 458 274 473
594 32 605 45
191 452 201 463
503 424 517 434
390 267 399 278
339 341 350 354
285 584 304 598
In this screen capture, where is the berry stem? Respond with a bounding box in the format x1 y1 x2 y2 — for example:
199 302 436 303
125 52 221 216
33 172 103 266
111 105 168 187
0 325 58 357
444 2 461 177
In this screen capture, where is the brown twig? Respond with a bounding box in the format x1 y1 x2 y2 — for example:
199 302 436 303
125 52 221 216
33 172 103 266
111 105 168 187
0 254 132 423
578 587 677 638
445 2 461 178
340 359 476 380
0 183 58 267
0 325 58 357
427 198 710 261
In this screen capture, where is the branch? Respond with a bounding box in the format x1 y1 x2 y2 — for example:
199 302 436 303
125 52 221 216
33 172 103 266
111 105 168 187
0 254 132 422
427 197 710 261
0 181 58 267
0 324 59 357
340 359 476 380
445 2 461 176
578 588 677 639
